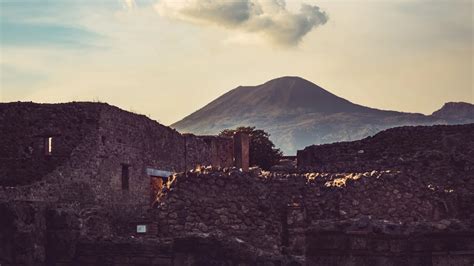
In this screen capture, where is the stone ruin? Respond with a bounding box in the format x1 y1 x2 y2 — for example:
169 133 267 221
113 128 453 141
0 102 473 266
0 102 251 203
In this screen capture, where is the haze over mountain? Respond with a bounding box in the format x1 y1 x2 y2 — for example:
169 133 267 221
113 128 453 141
172 77 474 154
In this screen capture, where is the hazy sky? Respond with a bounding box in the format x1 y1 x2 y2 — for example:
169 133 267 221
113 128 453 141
1 0 473 125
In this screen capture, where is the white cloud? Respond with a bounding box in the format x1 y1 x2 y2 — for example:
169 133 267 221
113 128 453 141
154 0 328 46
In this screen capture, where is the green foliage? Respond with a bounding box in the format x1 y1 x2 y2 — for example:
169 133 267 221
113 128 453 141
220 126 282 170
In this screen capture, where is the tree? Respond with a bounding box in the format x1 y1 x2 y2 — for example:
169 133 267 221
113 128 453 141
219 126 282 170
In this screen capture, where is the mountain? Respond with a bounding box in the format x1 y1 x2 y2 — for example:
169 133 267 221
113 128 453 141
172 76 474 154
431 102 474 121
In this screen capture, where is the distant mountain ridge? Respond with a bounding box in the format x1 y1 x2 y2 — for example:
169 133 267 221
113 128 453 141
172 76 474 154
431 102 474 120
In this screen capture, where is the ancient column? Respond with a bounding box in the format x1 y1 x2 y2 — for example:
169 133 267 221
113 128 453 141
233 132 250 172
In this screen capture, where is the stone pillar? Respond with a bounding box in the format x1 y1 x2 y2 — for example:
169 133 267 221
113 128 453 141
233 132 250 172
209 138 220 168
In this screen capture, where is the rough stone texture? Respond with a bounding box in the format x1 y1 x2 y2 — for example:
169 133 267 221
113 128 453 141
306 219 474 266
297 124 474 175
0 201 48 265
195 136 234 169
0 200 80 266
1 103 473 265
0 201 296 266
0 102 234 208
295 123 474 228
154 170 283 252
151 168 473 255
233 132 250 171
0 102 102 186
57 234 298 266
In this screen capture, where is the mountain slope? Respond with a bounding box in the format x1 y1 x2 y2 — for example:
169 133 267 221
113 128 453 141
172 77 474 154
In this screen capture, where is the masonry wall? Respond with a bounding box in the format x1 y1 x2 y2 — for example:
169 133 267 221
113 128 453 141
154 171 283 252
297 124 474 175
0 201 290 266
0 102 234 208
306 230 474 266
70 236 289 266
0 200 81 266
1 194 471 266
301 171 473 223
92 105 187 207
0 201 49 265
0 102 102 186
91 106 234 207
151 168 473 255
3 103 472 264
195 135 234 168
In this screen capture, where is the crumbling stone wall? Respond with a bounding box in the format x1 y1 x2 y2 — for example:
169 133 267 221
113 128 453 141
306 220 474 266
2 103 472 264
154 170 283 252
70 235 292 266
0 200 80 266
2 168 472 265
0 201 48 265
300 171 473 223
295 123 474 226
183 134 211 170
151 168 473 255
0 102 234 208
268 170 471 226
90 105 234 207
0 200 293 266
195 135 234 168
94 105 187 207
0 102 102 186
297 124 474 175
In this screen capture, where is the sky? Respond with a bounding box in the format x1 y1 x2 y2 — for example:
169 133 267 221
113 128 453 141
0 0 473 125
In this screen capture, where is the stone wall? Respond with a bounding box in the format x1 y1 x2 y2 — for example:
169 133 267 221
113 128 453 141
69 235 292 266
0 201 294 266
195 135 234 169
94 104 188 207
295 123 474 227
2 104 472 265
0 201 48 265
302 170 473 223
0 200 80 266
0 102 234 208
154 170 283 252
2 196 472 266
297 124 474 175
150 167 473 256
0 102 102 186
306 222 474 266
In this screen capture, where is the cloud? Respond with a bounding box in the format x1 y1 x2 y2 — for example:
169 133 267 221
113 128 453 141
155 0 328 46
